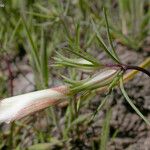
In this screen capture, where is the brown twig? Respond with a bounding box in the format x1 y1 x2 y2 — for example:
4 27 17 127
105 63 150 77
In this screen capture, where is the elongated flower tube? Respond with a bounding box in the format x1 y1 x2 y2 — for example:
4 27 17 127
0 86 68 124
0 69 118 123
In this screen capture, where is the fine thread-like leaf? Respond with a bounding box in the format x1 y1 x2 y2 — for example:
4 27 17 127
54 51 96 67
53 54 98 70
120 77 150 126
65 48 100 66
91 71 122 121
92 20 119 63
9 18 21 44
22 17 41 72
67 113 92 131
54 61 95 69
40 29 49 87
104 8 120 63
26 11 55 19
91 96 108 121
75 23 80 47
68 40 101 65
100 109 112 150
60 74 87 86
110 26 139 50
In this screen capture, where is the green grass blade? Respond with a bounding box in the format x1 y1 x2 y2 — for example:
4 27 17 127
75 23 80 47
26 11 54 19
40 29 49 87
67 113 92 131
91 96 108 121
100 109 111 150
9 18 21 44
110 26 139 50
22 17 41 72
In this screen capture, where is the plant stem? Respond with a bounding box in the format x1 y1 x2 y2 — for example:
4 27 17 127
124 57 150 81
105 60 150 77
124 65 150 77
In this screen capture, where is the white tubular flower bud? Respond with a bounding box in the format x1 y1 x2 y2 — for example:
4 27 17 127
0 86 68 124
0 70 118 124
84 69 118 86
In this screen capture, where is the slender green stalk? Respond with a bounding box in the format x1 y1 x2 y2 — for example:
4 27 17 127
120 77 150 126
100 109 112 150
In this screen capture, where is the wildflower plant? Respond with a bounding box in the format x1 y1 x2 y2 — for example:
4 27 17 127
0 2 150 149
0 8 150 128
54 9 150 125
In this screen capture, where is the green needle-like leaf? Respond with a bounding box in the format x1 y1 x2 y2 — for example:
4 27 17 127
120 77 150 126
104 8 120 63
91 96 109 121
100 109 112 150
65 47 100 66
9 18 21 45
40 29 49 87
22 17 41 73
92 20 119 63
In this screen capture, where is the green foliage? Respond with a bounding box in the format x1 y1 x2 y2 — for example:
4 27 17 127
0 0 149 149
0 75 7 97
100 109 112 150
28 141 63 150
113 0 149 50
120 77 150 126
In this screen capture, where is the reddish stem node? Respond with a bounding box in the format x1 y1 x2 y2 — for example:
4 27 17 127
105 63 150 77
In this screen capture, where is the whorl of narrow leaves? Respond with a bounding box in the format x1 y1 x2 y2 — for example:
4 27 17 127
70 69 118 93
